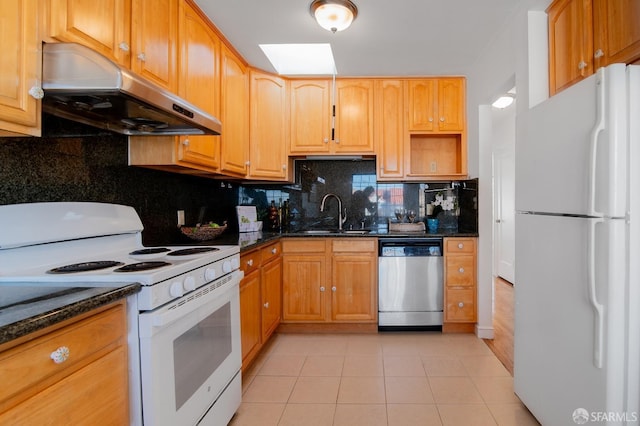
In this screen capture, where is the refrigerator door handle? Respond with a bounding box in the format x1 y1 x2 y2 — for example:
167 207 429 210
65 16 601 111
588 70 606 218
587 217 605 368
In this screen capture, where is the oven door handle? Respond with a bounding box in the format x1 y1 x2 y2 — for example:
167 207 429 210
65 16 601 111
146 271 242 329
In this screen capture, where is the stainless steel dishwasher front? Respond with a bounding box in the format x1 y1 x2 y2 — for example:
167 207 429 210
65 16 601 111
378 238 443 329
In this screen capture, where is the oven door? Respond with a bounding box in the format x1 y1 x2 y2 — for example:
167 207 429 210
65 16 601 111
138 270 242 426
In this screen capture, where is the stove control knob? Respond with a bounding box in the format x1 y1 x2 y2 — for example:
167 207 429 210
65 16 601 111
205 268 217 281
222 260 232 274
170 281 184 298
231 257 240 270
183 276 196 292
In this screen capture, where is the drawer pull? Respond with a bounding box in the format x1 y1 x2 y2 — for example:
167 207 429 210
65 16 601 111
271 248 277 254
50 346 70 364
264 302 269 309
458 243 464 249
320 286 325 292
458 267 465 273
458 302 464 308
332 286 337 292
247 259 254 267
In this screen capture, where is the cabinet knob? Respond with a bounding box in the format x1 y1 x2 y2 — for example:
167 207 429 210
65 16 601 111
440 117 445 122
182 139 190 146
594 49 604 59
458 302 464 308
28 86 44 100
458 267 465 273
320 286 325 292
50 346 70 364
429 117 433 122
137 52 147 62
119 42 130 52
271 248 277 254
335 139 340 144
578 61 587 70
247 259 253 267
245 160 251 167
458 243 463 249
332 286 337 292
282 165 287 170
264 302 269 309
323 138 329 144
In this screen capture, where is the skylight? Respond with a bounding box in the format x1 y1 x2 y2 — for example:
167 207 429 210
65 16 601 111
259 43 337 75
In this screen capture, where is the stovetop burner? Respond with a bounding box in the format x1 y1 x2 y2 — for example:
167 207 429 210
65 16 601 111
167 247 219 257
114 261 172 272
129 248 171 256
47 260 125 274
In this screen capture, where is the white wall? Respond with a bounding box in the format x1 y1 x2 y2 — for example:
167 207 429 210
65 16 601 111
465 0 550 338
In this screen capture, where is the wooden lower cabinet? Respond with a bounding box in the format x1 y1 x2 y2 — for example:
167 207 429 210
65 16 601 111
282 238 377 326
443 237 477 332
239 241 282 369
0 301 129 423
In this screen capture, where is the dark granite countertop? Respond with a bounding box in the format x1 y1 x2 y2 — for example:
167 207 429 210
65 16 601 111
213 229 479 253
0 283 140 345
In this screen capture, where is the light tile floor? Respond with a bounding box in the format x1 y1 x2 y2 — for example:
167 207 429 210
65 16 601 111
230 332 540 426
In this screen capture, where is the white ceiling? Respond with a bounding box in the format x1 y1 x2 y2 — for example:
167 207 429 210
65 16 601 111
194 0 544 77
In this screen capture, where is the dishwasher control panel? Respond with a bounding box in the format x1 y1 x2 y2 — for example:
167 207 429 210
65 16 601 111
379 238 442 257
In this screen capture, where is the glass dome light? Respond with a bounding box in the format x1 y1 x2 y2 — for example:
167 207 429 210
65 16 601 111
310 0 358 33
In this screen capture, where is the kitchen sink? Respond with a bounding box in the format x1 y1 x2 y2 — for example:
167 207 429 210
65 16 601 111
300 229 370 235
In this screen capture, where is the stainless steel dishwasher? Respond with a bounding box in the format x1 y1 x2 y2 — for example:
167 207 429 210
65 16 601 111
378 238 443 330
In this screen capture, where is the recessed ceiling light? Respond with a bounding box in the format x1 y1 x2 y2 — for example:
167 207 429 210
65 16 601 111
259 43 337 75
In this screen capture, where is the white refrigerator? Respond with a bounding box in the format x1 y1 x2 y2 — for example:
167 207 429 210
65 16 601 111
514 63 640 425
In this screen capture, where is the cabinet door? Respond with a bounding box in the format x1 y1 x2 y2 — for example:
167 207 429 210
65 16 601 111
131 0 177 91
375 79 404 179
0 0 41 136
406 79 436 131
547 0 594 95
282 254 327 321
48 0 131 66
334 79 375 153
176 1 220 170
249 71 289 179
593 0 640 68
261 257 282 340
289 80 332 154
0 347 129 424
437 78 465 131
239 269 261 365
220 45 249 177
331 253 377 321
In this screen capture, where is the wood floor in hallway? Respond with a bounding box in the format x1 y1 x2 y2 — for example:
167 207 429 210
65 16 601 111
483 277 514 375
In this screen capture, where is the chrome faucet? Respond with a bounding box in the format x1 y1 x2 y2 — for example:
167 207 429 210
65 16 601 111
320 193 347 231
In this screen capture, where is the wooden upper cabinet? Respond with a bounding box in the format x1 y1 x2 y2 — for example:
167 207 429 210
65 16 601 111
220 45 249 177
407 78 464 132
289 79 332 154
47 0 132 66
547 0 594 95
131 0 178 91
374 79 404 179
592 0 640 69
249 70 290 180
407 79 436 131
176 0 220 170
334 79 375 153
0 0 41 136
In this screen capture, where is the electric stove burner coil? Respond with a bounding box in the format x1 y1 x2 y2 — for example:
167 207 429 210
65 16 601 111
114 261 172 272
47 261 125 274
167 247 219 256
129 248 171 256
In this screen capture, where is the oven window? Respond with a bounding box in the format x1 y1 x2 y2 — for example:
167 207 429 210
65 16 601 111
173 302 232 409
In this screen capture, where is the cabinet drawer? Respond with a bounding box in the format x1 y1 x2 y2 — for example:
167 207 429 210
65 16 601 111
261 241 281 264
445 238 475 254
282 239 327 253
240 250 261 275
332 238 376 253
445 288 475 322
445 255 475 287
0 303 125 403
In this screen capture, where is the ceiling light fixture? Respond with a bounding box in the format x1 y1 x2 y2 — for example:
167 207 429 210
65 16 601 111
310 0 358 33
492 94 515 109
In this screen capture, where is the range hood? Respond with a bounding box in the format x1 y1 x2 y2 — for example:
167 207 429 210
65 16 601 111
42 43 221 136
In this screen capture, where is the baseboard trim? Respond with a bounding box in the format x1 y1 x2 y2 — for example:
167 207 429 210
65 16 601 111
476 324 494 339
